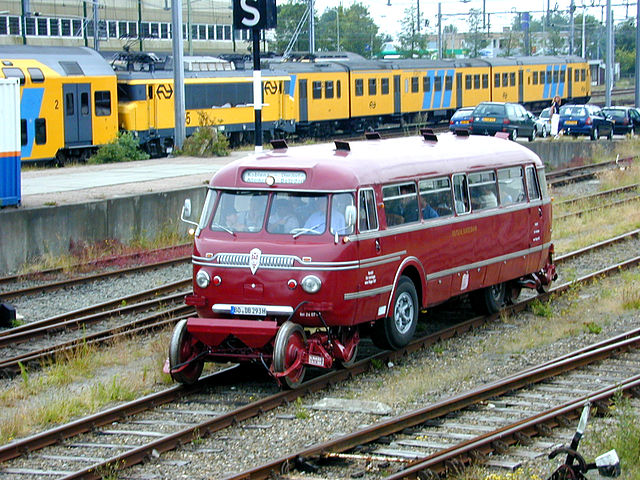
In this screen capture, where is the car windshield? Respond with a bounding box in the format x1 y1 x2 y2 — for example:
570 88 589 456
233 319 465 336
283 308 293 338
474 104 505 116
209 190 354 236
603 109 625 120
560 106 586 116
539 108 550 119
452 109 472 119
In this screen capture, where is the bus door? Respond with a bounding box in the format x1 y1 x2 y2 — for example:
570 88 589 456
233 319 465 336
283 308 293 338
63 83 92 146
354 188 386 320
298 79 308 122
525 165 544 272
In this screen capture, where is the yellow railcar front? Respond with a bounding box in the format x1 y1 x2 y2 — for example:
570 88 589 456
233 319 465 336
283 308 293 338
0 46 118 164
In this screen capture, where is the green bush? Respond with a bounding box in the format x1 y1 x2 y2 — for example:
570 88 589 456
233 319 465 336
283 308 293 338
88 132 150 164
178 125 230 157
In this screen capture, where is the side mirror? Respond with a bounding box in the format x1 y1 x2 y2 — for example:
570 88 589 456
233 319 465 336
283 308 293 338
345 205 357 227
596 450 621 477
180 198 198 228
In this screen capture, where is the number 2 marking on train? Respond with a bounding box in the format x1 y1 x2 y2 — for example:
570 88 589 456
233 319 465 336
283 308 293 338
54 100 59 110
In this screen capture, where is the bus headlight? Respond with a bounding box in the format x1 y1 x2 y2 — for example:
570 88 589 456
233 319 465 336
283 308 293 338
196 270 210 288
301 275 322 294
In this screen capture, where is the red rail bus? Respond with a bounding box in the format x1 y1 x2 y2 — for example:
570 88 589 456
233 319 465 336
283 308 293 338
169 132 556 388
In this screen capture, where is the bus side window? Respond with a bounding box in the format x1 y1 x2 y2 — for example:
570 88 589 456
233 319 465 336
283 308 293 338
358 188 378 232
452 173 470 215
497 166 525 205
525 166 541 201
382 183 418 226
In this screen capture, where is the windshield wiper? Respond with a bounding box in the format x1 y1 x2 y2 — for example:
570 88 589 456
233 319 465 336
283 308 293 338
211 222 235 236
291 223 323 239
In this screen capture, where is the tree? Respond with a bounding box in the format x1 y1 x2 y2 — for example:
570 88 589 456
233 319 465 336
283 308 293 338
316 3 382 57
397 5 427 55
442 24 457 58
615 17 636 75
273 0 310 54
465 9 487 57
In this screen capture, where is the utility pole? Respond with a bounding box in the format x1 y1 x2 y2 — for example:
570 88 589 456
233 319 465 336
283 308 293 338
569 0 575 55
336 5 340 51
21 0 29 45
93 0 99 51
309 0 315 53
605 0 612 107
437 2 442 59
416 0 420 35
171 0 186 150
582 3 586 58
187 0 193 56
138 0 143 51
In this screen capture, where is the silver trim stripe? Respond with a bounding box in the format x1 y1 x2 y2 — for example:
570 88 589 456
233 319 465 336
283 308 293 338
344 285 393 300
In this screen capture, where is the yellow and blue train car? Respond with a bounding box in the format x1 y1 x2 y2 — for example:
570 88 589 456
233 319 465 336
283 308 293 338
117 69 296 154
0 46 118 164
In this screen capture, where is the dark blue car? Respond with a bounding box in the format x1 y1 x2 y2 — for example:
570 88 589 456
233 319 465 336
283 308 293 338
558 104 614 140
448 107 474 132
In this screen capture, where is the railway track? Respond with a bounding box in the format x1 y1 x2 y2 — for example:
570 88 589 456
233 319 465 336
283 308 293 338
546 155 637 188
0 227 637 378
0 243 637 479
555 183 640 220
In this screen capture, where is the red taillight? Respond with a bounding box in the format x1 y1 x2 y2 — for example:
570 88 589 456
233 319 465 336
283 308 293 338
469 117 473 123
623 118 629 125
449 120 454 125
503 118 510 124
586 117 592 125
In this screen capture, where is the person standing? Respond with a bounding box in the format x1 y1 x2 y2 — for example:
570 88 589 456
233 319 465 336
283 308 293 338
550 95 561 137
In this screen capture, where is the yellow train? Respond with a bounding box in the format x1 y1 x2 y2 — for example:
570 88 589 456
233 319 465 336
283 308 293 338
1 46 590 163
0 45 118 163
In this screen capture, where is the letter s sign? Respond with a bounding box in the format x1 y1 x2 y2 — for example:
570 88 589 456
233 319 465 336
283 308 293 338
233 0 276 30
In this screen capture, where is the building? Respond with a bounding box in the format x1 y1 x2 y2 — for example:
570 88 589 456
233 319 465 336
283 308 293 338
0 0 253 55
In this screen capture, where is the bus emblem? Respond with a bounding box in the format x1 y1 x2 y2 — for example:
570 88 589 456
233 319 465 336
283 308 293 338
249 248 262 274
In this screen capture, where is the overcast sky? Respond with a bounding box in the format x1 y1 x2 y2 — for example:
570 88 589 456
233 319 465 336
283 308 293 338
311 0 637 40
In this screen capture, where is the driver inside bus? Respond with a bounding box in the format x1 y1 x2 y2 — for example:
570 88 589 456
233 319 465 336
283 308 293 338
303 196 328 234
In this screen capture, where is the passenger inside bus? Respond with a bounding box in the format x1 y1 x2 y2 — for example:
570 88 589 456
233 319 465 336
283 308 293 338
303 196 328 234
470 185 498 210
268 200 299 233
419 195 438 219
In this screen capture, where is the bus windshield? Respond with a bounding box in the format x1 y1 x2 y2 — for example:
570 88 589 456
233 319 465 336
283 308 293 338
209 190 355 236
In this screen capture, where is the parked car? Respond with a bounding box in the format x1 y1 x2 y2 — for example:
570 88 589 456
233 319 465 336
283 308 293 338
602 106 640 136
558 104 613 140
449 107 474 132
535 107 552 138
469 102 536 141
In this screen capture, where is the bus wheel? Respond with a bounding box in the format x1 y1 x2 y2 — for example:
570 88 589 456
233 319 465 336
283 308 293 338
169 319 204 385
506 281 522 305
471 282 507 315
273 321 307 389
372 276 418 350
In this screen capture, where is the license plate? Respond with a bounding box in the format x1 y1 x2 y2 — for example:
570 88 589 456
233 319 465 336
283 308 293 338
460 120 469 124
565 120 577 125
308 354 325 367
230 304 267 316
482 117 496 122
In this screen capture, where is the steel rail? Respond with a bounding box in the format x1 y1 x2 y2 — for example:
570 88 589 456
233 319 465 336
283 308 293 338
554 183 640 206
1 254 638 478
556 195 640 220
554 229 640 263
386 375 640 479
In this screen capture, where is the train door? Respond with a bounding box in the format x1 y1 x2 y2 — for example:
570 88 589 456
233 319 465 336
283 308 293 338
456 72 463 109
298 79 308 122
393 75 401 114
567 67 573 99
518 69 524 104
147 84 158 128
525 165 544 272
63 83 92 146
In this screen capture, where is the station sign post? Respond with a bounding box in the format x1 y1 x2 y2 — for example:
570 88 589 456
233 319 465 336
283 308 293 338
233 0 277 152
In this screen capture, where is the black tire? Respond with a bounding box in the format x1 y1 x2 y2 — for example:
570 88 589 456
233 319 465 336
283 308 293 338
509 129 518 141
590 127 599 141
528 128 535 142
273 321 307 389
470 282 507 315
371 276 418 350
607 127 614 140
169 319 204 385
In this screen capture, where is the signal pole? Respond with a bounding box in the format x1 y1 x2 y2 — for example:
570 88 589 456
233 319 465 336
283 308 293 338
171 0 186 149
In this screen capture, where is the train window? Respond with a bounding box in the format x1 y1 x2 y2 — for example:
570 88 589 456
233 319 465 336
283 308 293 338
27 68 44 83
65 93 74 116
533 72 538 85
336 80 341 98
355 79 363 97
2 68 25 85
473 74 480 89
465 75 472 90
358 188 379 232
581 69 586 81
452 174 470 215
434 76 442 92
540 70 546 83
404 78 409 94
560 70 565 82
35 118 46 145
423 76 431 92
325 81 334 99
81 92 90 115
383 183 418 226
525 166 541 201
494 73 500 88
20 119 27 146
369 78 377 95
117 84 146 102
445 75 452 91
312 81 322 99
381 78 389 95
411 77 418 93
482 74 488 89
469 171 498 211
95 91 112 116
553 70 559 83
509 72 516 86
419 177 453 219
498 167 525 206
502 73 508 86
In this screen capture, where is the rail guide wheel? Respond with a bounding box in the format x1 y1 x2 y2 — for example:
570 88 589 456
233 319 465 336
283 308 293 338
273 321 307 389
169 319 204 385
